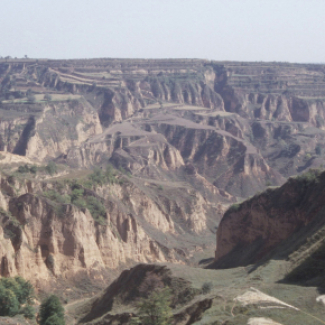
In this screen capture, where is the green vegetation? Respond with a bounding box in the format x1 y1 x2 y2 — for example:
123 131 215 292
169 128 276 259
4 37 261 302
27 93 36 103
44 93 52 102
131 288 172 325
201 281 213 294
43 181 107 225
294 168 321 184
304 153 312 161
39 295 65 325
70 188 106 225
88 165 117 186
265 180 272 187
0 276 35 318
228 203 241 213
17 164 37 174
84 196 106 225
43 190 71 204
45 161 57 175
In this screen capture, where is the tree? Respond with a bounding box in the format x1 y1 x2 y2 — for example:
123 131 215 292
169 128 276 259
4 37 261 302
0 276 34 318
0 285 20 317
44 314 65 325
27 92 36 103
135 288 172 325
44 94 52 102
39 295 65 325
201 281 213 294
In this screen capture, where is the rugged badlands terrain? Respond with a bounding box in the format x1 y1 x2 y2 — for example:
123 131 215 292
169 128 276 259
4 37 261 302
2 58 325 324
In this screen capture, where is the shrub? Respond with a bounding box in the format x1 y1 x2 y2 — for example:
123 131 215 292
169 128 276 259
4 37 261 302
0 285 20 316
73 197 87 209
19 305 35 319
136 288 172 325
304 153 312 161
18 164 30 173
45 161 57 175
39 295 65 325
85 196 106 225
70 188 84 202
201 281 213 294
17 164 38 174
295 169 321 184
265 180 272 187
0 276 34 318
316 145 322 155
44 190 70 205
44 94 52 102
89 167 105 186
44 314 65 325
88 165 117 187
27 93 36 103
30 165 37 174
46 254 55 270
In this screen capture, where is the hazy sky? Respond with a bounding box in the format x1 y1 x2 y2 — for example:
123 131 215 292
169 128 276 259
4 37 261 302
1 0 324 63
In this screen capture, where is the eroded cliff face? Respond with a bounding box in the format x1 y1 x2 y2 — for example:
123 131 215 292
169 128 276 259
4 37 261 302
213 169 325 268
0 165 224 288
2 58 325 288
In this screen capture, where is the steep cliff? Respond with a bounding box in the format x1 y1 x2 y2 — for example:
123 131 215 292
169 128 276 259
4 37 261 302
213 169 325 271
2 58 325 292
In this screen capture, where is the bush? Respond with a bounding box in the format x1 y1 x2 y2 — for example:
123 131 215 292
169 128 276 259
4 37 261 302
27 93 36 103
17 164 38 174
44 94 52 102
73 197 87 209
44 314 65 325
295 169 321 184
39 295 65 325
85 196 106 225
30 165 37 174
201 281 213 294
19 305 35 319
136 288 172 325
70 188 84 202
0 285 20 317
316 145 322 155
46 161 57 175
44 190 70 205
46 254 55 270
18 165 29 173
88 165 117 186
0 276 34 318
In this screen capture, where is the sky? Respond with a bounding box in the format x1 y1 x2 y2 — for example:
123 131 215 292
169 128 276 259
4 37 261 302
1 0 325 63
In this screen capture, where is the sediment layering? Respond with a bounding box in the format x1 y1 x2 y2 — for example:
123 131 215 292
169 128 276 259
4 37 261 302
1 58 325 289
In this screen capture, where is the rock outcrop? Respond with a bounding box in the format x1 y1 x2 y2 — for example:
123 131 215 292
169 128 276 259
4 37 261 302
213 169 325 269
3 58 325 289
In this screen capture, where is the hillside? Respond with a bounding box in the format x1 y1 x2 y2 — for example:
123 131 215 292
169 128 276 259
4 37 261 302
1 58 325 305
